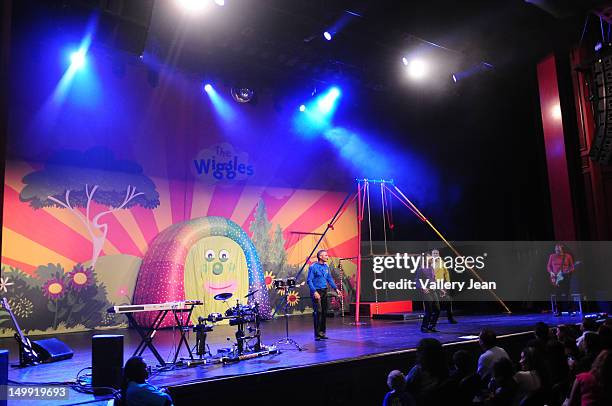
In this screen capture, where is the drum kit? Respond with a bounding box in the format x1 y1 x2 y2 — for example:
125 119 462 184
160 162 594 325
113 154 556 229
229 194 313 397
195 290 264 359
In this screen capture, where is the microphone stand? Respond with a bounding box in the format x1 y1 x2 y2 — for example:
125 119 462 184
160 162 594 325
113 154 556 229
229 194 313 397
275 285 303 351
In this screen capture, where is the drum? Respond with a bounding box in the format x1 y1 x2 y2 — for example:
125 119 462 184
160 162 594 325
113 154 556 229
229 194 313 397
225 307 238 317
207 312 224 322
239 304 255 315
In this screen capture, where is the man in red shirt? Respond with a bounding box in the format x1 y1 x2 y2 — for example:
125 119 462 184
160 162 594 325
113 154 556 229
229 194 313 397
547 243 574 316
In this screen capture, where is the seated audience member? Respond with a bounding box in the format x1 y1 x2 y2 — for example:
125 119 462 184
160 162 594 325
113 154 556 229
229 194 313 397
546 340 571 406
597 324 612 350
513 347 547 406
405 338 449 405
575 333 602 374
383 370 415 406
563 336 580 361
556 324 572 343
565 349 612 406
478 329 510 383
447 350 481 406
576 317 599 349
486 357 518 406
122 356 173 406
528 322 552 353
557 324 579 342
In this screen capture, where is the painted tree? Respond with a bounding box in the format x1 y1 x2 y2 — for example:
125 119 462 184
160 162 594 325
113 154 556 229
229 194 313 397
20 147 160 266
270 224 287 271
249 199 272 265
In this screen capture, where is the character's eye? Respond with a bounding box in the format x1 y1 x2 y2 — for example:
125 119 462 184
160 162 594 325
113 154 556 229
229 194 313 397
219 249 230 262
205 250 216 262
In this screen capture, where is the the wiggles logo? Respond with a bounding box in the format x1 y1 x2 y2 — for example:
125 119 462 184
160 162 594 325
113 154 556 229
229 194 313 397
193 143 254 182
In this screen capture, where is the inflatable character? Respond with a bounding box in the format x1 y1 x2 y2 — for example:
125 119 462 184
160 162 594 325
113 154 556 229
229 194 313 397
133 216 270 327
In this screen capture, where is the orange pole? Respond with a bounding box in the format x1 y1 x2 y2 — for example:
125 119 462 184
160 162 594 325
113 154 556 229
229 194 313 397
355 181 363 323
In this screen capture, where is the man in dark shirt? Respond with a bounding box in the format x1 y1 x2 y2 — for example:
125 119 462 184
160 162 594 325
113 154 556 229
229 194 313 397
307 249 341 340
417 255 441 333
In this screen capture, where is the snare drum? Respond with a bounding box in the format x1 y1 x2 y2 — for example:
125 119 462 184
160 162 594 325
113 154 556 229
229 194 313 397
207 312 224 322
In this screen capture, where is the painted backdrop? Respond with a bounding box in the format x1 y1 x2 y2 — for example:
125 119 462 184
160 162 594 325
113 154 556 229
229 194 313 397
0 42 358 336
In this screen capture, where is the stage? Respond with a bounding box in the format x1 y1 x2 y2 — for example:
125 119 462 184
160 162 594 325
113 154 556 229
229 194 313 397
0 311 580 405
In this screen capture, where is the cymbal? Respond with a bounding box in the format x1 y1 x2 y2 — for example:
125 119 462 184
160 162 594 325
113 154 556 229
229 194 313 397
244 289 259 298
213 292 233 301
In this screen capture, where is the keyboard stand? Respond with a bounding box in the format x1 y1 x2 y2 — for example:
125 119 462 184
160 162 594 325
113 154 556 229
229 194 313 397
129 304 197 366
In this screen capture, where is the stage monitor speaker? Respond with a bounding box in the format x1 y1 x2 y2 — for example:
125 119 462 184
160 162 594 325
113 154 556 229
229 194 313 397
589 53 612 165
0 350 7 406
92 335 124 391
31 338 74 363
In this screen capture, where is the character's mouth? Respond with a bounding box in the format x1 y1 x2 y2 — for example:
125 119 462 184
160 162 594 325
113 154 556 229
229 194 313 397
206 281 236 291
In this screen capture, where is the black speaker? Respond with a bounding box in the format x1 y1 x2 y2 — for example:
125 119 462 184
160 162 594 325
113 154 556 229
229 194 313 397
31 338 74 362
590 53 612 165
0 350 8 406
92 335 124 391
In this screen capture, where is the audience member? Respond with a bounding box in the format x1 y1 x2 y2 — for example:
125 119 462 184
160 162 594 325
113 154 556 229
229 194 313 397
597 324 612 350
575 333 602 374
478 329 510 383
447 350 481 406
405 338 449 405
528 322 552 353
546 340 571 406
513 347 546 406
383 370 416 406
565 349 612 406
576 318 599 349
121 356 173 406
486 357 518 406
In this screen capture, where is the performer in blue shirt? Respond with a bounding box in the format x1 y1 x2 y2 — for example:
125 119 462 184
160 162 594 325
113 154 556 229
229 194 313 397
307 249 341 340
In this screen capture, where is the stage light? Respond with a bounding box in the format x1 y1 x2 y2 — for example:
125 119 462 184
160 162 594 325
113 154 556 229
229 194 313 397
406 59 427 80
317 86 341 113
402 57 409 66
323 31 333 41
214 0 225 5
204 83 236 121
230 87 255 103
451 62 494 83
69 49 87 70
176 0 209 12
299 104 306 112
551 104 562 120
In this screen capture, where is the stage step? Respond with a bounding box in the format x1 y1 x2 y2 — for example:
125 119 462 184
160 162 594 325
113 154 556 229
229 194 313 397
350 301 413 317
372 312 422 321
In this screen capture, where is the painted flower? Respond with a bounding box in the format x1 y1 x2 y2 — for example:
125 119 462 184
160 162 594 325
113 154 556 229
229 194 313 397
0 276 14 293
43 278 66 300
67 265 94 292
8 295 34 319
264 271 276 290
286 290 300 306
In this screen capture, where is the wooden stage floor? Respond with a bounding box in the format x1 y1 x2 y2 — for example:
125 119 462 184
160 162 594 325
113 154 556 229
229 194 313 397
0 312 580 405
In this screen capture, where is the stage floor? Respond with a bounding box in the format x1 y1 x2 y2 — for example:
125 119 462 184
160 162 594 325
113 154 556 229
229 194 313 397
0 312 580 405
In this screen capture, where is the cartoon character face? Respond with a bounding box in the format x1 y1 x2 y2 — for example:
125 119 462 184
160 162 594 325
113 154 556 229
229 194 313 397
202 247 237 293
184 236 249 323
